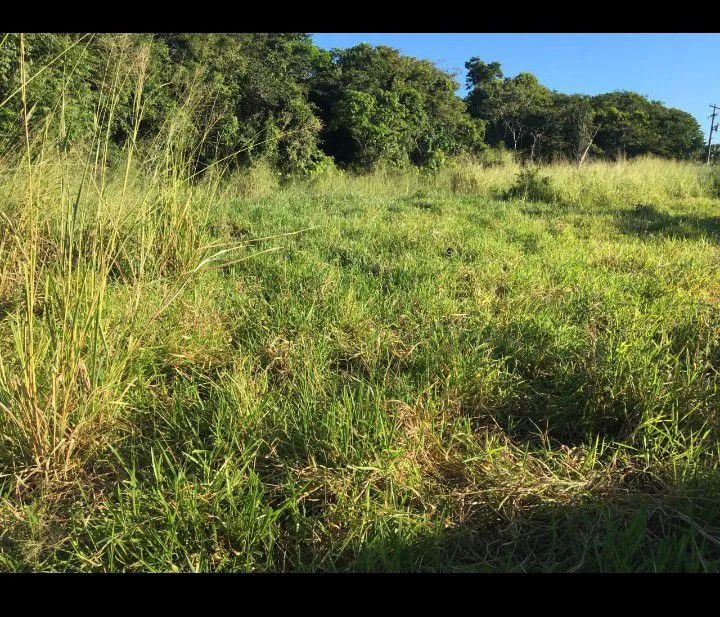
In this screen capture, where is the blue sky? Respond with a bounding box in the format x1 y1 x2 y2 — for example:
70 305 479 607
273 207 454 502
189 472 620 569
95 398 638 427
312 34 720 140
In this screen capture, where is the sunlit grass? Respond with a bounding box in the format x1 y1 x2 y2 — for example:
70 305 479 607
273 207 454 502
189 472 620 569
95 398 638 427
2 151 720 571
2 36 720 572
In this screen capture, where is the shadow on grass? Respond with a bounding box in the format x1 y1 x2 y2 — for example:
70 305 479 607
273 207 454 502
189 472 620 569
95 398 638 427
343 470 720 572
618 204 720 241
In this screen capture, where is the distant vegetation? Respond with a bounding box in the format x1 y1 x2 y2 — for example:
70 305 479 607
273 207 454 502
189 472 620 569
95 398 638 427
0 34 707 176
465 59 705 162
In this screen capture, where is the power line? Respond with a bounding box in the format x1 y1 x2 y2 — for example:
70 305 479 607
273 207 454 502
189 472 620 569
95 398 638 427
707 104 719 165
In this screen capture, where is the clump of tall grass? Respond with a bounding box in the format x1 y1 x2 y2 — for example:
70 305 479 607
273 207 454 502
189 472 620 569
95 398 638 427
446 161 517 196
222 162 280 199
218 151 719 210
0 37 155 487
0 35 251 490
545 157 715 209
503 167 558 203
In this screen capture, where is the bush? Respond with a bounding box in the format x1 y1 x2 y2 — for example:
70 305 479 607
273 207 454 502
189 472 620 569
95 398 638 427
504 167 558 202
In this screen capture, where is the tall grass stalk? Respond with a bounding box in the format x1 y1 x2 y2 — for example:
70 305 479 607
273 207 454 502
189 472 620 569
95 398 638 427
0 37 210 487
0 35 314 489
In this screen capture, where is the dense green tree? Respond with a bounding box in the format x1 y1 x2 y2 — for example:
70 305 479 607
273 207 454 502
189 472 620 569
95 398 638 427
0 33 98 148
154 33 331 174
587 91 703 160
464 57 503 122
312 43 485 169
652 105 705 159
547 93 601 165
466 58 554 158
0 33 332 174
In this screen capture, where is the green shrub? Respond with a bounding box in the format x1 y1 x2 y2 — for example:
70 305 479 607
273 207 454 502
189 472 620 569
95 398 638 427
504 167 558 202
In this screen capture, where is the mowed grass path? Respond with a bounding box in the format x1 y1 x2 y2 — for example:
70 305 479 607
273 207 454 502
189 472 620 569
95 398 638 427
2 161 720 571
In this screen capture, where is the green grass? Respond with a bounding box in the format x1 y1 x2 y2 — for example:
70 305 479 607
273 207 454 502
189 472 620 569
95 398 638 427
2 155 720 572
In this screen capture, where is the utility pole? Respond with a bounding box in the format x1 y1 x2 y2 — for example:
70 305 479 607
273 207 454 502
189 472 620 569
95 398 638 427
707 104 719 165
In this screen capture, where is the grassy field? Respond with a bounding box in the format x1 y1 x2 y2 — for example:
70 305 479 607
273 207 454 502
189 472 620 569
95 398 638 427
1 152 720 572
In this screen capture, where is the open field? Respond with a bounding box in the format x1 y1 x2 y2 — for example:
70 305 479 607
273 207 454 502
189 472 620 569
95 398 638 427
1 156 720 571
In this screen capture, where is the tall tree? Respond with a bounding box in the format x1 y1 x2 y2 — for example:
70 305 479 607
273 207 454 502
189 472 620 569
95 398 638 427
466 60 553 158
311 43 485 169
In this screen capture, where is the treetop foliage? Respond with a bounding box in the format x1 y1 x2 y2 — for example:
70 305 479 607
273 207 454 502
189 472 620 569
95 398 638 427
0 33 706 175
465 56 705 163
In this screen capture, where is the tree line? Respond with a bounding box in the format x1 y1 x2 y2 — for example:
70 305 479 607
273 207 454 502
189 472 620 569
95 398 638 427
0 33 706 175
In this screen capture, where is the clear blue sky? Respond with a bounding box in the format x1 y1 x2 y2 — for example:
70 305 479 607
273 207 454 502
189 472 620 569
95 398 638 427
312 33 720 140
